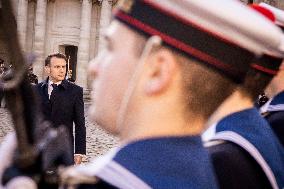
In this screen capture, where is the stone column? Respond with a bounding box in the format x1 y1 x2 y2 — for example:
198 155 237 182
98 0 112 53
17 0 29 51
77 0 92 88
33 0 47 80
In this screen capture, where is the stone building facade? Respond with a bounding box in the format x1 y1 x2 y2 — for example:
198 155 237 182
0 0 116 90
0 0 283 90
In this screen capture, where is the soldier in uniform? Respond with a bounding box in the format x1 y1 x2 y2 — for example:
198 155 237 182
202 4 284 189
0 0 283 188
58 0 284 188
258 3 284 147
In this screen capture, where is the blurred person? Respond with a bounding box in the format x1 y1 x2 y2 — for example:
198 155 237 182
203 4 284 189
1 0 283 188
58 0 284 188
27 66 38 85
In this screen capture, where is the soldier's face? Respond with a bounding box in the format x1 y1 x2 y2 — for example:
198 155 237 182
88 21 140 135
46 57 67 83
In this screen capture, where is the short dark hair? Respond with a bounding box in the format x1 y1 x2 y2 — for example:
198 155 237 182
238 69 272 100
133 33 237 120
175 52 237 119
45 53 67 66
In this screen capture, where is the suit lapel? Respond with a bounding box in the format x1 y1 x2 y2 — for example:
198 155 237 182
50 89 57 104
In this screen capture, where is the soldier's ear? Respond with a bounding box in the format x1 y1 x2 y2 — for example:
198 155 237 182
144 49 178 95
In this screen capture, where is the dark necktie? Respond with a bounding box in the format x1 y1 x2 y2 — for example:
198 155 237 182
51 83 58 89
50 84 58 99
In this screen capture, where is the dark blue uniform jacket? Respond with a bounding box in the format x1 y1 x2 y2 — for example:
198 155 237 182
208 108 284 189
79 136 219 189
261 91 284 147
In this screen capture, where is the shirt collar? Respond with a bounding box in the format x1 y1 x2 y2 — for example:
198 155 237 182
48 80 62 86
44 77 68 89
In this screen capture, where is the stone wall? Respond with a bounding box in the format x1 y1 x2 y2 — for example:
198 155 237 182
2 0 115 90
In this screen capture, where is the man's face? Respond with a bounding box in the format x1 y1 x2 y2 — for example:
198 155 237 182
46 57 67 83
88 21 140 135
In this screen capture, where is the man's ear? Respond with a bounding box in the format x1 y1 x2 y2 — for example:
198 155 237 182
144 49 177 95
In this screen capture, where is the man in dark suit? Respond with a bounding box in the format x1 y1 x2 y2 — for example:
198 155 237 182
35 53 86 164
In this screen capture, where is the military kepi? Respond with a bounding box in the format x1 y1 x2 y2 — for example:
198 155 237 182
114 0 284 83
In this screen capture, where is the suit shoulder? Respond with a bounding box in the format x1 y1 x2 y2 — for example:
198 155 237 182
34 82 45 90
68 82 83 92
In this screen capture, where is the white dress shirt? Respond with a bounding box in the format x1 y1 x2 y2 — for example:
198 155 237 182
48 80 62 99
